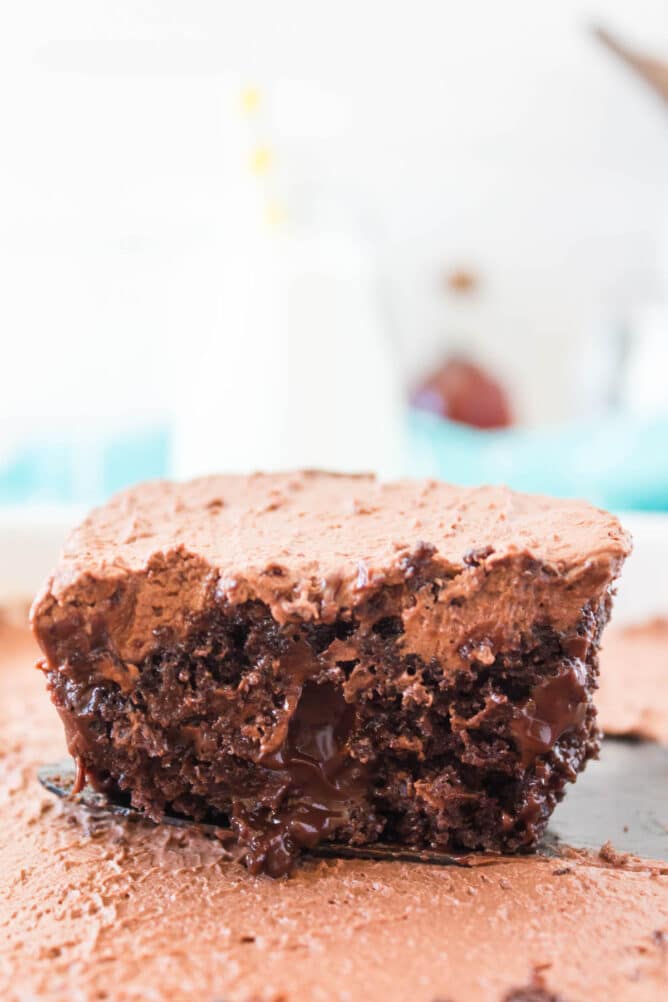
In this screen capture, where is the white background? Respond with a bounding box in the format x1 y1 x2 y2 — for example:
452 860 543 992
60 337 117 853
1 0 667 430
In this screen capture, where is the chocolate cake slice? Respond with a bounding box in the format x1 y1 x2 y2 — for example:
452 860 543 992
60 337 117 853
31 472 631 876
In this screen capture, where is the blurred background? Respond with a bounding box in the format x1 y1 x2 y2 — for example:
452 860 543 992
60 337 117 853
1 1 668 535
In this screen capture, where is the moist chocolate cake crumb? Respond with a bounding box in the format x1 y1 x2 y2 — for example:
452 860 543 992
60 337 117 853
599 841 633 867
30 472 630 875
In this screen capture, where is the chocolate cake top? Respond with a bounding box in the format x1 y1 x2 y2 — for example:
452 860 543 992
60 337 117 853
32 472 631 663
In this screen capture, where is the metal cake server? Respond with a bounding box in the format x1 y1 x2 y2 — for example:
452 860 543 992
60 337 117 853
38 738 668 865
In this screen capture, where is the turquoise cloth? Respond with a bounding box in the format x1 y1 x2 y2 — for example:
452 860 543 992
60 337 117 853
0 424 169 505
2 412 666 511
407 411 668 511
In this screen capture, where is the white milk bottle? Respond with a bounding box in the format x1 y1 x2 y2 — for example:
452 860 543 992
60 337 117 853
171 84 404 480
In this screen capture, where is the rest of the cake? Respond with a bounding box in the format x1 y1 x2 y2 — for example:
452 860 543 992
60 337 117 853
30 472 631 875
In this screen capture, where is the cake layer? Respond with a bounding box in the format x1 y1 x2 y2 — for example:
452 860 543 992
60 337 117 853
31 473 631 874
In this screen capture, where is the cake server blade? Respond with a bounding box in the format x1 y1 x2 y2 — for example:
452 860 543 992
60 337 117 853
38 738 668 865
36 759 493 868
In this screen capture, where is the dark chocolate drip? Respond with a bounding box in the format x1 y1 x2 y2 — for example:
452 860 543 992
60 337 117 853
232 681 371 877
511 662 589 768
262 681 367 800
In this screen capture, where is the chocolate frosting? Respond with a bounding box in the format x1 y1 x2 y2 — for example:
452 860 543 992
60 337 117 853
598 619 668 743
31 472 631 669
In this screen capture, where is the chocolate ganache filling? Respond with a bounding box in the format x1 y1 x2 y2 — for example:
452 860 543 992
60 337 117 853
511 662 589 769
235 680 371 876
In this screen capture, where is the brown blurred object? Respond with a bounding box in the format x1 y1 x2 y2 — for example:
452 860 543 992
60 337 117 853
594 25 668 108
445 268 478 294
410 357 513 430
